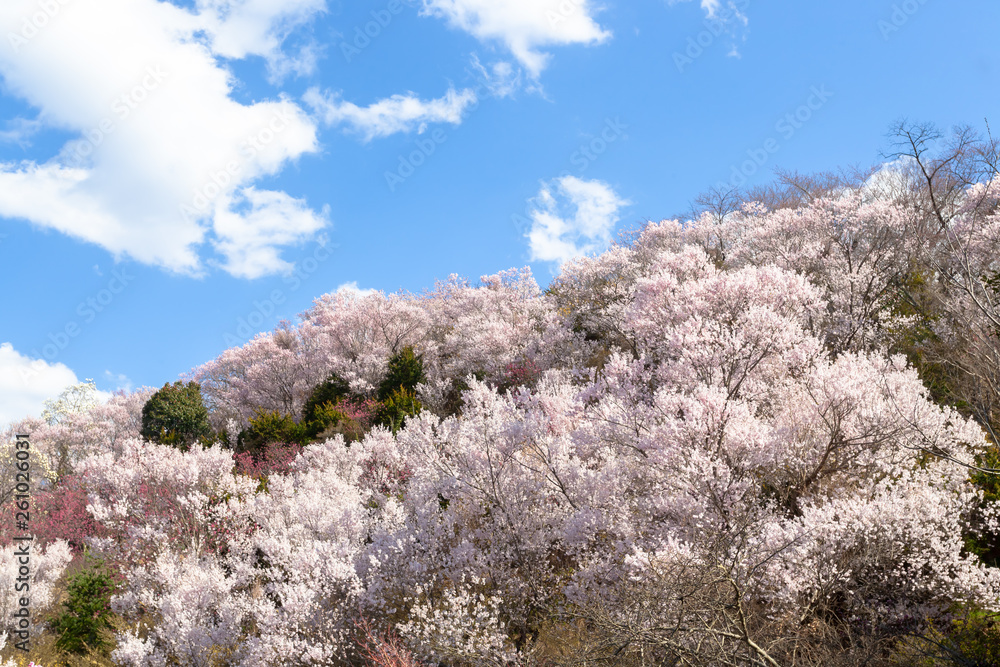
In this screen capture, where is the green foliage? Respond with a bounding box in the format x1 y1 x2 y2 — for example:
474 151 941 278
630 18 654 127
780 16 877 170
299 373 357 440
983 270 1000 301
302 373 352 425
200 427 231 449
944 609 1000 666
50 560 115 655
909 607 1000 666
303 400 351 440
373 386 422 433
971 446 1000 505
886 270 978 426
965 445 1000 569
377 346 425 402
887 272 1000 569
237 409 311 457
140 381 211 450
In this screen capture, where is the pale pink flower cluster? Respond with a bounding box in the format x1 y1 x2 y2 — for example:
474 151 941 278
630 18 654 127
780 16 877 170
195 267 584 430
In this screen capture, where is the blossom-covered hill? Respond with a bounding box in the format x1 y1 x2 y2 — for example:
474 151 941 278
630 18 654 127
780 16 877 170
5 130 1000 665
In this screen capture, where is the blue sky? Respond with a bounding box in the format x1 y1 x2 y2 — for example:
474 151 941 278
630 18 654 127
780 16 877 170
1 0 998 424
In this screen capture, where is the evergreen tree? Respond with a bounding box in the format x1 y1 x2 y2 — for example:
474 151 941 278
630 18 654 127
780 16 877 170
140 381 212 450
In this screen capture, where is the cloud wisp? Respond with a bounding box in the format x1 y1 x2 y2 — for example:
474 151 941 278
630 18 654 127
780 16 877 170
304 86 478 141
526 175 629 266
420 0 611 78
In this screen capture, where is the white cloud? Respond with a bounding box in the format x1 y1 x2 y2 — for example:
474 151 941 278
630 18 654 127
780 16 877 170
0 343 80 427
195 0 327 80
211 187 328 278
668 0 730 18
856 159 915 201
334 281 376 298
0 116 42 146
467 55 522 98
304 87 478 141
668 0 749 35
421 0 611 77
0 0 326 278
699 0 721 17
103 370 134 393
666 0 749 58
526 176 629 266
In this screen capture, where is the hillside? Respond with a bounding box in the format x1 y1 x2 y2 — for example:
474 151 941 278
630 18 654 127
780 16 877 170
4 130 1000 665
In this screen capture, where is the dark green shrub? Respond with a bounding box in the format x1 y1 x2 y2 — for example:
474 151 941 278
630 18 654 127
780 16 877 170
302 373 352 424
50 561 115 655
377 347 425 402
908 607 1000 666
946 609 1000 666
311 398 378 444
965 444 1000 568
200 426 231 449
302 400 348 440
237 409 311 457
140 381 212 450
373 386 422 433
300 373 355 440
